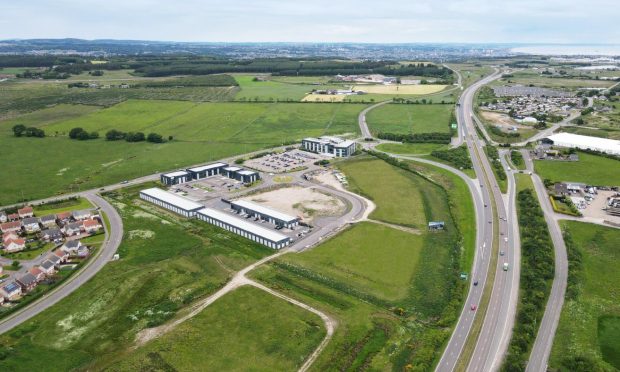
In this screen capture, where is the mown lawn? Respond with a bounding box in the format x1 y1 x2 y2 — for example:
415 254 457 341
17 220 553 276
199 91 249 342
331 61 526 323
108 286 326 371
376 142 448 155
33 197 94 216
0 185 272 370
366 103 454 135
550 221 620 371
534 152 620 185
0 100 365 204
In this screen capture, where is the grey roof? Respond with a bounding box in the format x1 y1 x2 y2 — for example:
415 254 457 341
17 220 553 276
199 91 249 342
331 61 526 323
40 260 55 270
40 215 56 223
0 211 6 217
65 240 81 248
17 273 37 287
72 209 92 217
66 222 82 230
22 217 39 225
48 255 61 264
42 228 62 237
1 281 20 293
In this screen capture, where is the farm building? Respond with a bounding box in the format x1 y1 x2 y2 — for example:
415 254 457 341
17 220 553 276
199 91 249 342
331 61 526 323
197 208 291 249
542 133 620 156
187 162 228 180
230 200 300 228
160 170 191 185
139 188 203 217
302 136 356 157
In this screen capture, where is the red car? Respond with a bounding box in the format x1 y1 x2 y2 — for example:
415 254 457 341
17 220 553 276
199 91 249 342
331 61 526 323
471 304 477 311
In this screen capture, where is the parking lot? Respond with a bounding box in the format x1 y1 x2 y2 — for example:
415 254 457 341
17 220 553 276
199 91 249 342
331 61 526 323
168 176 246 201
244 150 328 173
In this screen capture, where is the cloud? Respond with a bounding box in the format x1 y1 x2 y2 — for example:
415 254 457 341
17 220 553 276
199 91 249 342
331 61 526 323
0 0 618 43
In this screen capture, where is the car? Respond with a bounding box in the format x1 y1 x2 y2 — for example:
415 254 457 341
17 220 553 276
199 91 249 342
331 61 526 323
488 221 492 224
484 204 487 207
500 251 505 256
473 280 479 286
471 304 477 311
504 237 508 242
120 180 129 184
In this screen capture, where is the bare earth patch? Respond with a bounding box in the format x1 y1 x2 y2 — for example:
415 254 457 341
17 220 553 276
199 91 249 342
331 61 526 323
240 186 345 223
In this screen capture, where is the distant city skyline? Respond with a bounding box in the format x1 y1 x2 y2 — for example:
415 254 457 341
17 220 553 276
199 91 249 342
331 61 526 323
1 0 618 44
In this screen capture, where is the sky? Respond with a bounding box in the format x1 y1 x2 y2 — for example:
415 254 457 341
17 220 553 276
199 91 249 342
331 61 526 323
1 0 619 44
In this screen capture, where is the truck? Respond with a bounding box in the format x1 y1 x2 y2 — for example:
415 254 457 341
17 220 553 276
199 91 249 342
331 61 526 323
503 262 509 271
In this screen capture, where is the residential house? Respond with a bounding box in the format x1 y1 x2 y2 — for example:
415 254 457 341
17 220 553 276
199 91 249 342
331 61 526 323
2 231 19 244
39 214 57 228
0 221 21 234
72 209 93 221
77 246 90 258
28 267 46 282
56 211 72 222
18 206 34 219
48 254 61 266
39 260 57 275
4 238 26 253
7 213 19 221
22 217 41 233
0 211 6 223
0 281 22 301
63 221 83 236
17 273 38 292
53 249 69 263
62 240 82 255
83 219 102 233
40 228 63 242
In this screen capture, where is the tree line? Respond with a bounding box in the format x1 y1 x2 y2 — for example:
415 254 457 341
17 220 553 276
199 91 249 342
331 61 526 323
68 127 166 143
430 146 472 169
503 189 555 371
377 132 452 144
12 125 45 138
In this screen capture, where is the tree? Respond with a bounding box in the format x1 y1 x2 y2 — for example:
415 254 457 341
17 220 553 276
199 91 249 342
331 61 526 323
168 135 174 141
12 124 26 137
146 132 164 143
69 127 85 139
24 127 45 137
11 260 20 269
77 131 90 140
89 131 99 139
105 129 126 141
125 132 145 142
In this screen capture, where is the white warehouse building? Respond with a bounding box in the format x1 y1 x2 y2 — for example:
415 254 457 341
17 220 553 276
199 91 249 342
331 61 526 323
543 133 620 156
197 208 291 249
230 200 300 228
302 136 356 157
139 188 203 217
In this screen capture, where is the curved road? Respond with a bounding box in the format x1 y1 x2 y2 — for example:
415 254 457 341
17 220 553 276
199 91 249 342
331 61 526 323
358 100 392 138
0 191 123 335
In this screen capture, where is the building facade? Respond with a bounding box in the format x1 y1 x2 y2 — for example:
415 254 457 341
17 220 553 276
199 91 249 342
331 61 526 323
160 171 191 185
302 136 356 157
139 188 203 217
230 200 300 228
187 162 228 180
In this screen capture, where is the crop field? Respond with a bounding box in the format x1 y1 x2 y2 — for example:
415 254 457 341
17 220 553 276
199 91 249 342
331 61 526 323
0 100 364 204
550 221 620 371
283 222 424 301
301 93 346 102
0 185 273 371
376 142 448 155
366 103 454 135
233 75 344 101
353 84 447 95
251 156 468 370
109 286 326 371
534 152 620 185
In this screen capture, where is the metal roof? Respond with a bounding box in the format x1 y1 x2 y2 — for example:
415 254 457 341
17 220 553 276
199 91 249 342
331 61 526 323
237 170 258 176
162 170 189 178
223 166 242 172
187 162 228 172
140 188 203 211
546 133 620 155
232 200 299 223
198 208 290 243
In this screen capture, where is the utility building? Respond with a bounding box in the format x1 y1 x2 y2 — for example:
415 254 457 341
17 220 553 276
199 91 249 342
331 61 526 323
231 200 300 228
236 170 260 183
139 188 203 217
302 136 356 157
160 171 191 185
187 162 228 180
543 133 620 156
197 208 291 249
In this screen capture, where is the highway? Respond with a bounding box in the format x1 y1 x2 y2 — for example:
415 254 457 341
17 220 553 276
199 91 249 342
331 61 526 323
0 191 123 335
521 150 568 372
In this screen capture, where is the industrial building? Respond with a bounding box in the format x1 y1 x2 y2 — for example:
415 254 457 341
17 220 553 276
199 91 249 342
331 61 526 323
160 170 191 185
223 166 260 183
543 133 620 156
301 136 356 157
197 208 291 249
139 188 203 217
187 162 228 180
230 200 300 228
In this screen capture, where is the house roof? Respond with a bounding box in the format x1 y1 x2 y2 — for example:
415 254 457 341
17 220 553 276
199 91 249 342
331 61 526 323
18 273 37 286
7 238 26 246
1 221 21 230
66 221 83 230
0 211 6 217
56 211 71 219
22 217 39 225
7 213 18 219
2 281 21 293
48 255 61 263
40 260 55 270
18 206 33 214
41 228 62 236
2 232 18 241
65 240 81 248
29 267 43 276
72 209 93 217
83 219 101 228
40 214 56 222
54 250 66 257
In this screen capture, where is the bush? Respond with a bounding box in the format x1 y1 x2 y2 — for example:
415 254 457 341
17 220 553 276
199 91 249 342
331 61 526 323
24 127 45 137
430 146 472 169
377 132 452 144
125 132 145 142
146 133 164 143
12 124 26 137
105 129 126 141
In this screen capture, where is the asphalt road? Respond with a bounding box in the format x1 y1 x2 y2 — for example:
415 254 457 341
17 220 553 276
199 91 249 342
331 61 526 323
357 100 392 138
522 150 568 372
0 191 123 335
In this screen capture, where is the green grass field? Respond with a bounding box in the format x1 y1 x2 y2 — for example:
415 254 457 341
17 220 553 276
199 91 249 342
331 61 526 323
550 221 620 371
233 74 343 101
376 142 449 155
33 197 94 215
534 152 620 185
283 222 424 301
515 173 535 193
0 100 364 204
337 157 427 227
251 155 469 370
108 286 326 371
0 186 273 370
366 103 454 135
